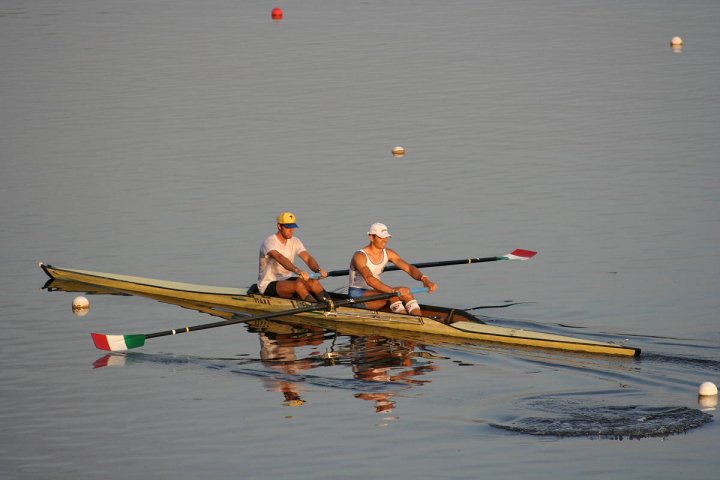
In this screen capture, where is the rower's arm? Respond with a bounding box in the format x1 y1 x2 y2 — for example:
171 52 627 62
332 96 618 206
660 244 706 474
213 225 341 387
387 249 438 293
267 250 302 275
298 250 325 276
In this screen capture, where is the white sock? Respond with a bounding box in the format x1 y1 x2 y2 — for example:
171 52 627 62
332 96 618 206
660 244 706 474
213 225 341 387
405 299 420 314
389 301 407 314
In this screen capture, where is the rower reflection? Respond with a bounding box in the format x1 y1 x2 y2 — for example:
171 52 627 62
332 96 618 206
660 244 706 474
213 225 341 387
256 325 438 412
350 336 438 414
257 327 326 407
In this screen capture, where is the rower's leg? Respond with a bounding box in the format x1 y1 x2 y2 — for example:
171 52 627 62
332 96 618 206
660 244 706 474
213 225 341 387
404 299 422 316
276 279 312 300
398 290 423 316
307 280 330 302
361 291 399 312
389 301 407 314
306 279 330 303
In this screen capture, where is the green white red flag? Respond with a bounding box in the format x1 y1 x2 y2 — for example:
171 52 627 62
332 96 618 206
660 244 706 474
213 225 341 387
91 333 145 352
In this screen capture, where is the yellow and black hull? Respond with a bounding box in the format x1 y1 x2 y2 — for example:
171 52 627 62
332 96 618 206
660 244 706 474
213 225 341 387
40 263 641 357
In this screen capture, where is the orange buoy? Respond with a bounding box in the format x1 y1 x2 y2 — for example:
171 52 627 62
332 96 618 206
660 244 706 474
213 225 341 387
271 7 283 20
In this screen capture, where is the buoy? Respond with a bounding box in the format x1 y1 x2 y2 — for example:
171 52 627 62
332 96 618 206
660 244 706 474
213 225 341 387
73 296 90 310
670 36 683 46
271 7 283 20
72 296 90 317
698 395 718 411
698 381 718 396
392 146 405 157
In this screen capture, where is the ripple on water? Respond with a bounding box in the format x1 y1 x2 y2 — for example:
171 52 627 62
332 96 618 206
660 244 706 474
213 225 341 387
489 398 713 440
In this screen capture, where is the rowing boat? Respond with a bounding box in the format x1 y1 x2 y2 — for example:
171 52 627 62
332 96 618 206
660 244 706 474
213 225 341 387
39 263 640 357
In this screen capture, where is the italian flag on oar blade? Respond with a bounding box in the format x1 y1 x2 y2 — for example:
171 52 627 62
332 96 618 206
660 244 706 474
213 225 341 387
91 332 145 352
503 249 536 261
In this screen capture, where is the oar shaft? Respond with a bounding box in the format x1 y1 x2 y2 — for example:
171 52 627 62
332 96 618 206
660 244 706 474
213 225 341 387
311 249 536 279
320 257 500 277
319 257 499 278
92 288 430 351
383 255 503 271
145 288 428 340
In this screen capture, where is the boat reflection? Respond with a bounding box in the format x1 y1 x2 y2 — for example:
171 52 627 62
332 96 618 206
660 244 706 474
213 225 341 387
46 277 442 413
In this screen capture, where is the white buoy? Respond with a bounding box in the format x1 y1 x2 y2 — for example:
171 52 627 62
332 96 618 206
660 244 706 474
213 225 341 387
698 381 718 396
73 296 90 310
698 395 718 411
392 146 405 156
670 36 683 46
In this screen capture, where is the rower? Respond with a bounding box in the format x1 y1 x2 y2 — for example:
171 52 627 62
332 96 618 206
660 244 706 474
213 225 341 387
348 223 437 316
255 212 330 303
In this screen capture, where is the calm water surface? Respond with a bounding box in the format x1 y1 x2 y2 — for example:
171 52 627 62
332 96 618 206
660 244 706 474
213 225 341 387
2 0 719 478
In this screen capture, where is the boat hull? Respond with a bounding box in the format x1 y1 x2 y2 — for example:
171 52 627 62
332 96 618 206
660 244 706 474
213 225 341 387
39 263 641 357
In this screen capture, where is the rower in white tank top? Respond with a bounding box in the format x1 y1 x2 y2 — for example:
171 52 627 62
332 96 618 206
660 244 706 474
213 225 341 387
348 222 438 316
349 248 388 290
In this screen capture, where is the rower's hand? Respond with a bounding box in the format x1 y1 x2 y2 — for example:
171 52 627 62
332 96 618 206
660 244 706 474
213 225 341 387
395 286 412 298
308 269 328 280
422 277 438 293
298 271 310 281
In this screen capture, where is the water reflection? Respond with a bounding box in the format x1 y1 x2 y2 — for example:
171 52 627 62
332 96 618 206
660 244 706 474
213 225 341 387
47 276 443 414
252 321 439 413
257 327 326 407
50 277 715 436
90 325 440 414
350 337 437 414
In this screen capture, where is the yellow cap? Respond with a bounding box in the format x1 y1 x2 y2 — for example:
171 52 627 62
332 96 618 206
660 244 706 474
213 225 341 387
277 212 298 228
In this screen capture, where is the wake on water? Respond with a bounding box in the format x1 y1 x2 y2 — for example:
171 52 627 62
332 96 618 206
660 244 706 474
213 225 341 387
489 398 712 440
91 315 718 440
480 324 719 440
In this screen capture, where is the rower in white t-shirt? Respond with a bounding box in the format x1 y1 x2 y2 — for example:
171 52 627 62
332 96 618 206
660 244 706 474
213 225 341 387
257 212 329 303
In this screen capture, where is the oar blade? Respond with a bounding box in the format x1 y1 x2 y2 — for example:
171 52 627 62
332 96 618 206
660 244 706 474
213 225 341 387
504 249 537 261
91 332 146 352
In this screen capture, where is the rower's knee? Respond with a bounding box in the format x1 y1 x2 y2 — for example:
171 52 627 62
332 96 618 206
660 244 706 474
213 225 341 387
399 291 414 303
295 283 310 298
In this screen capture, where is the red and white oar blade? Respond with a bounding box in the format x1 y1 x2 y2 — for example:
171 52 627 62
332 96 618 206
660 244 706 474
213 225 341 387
91 332 145 352
504 249 537 261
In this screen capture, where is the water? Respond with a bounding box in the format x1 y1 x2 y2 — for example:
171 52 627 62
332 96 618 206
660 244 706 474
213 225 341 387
2 0 720 478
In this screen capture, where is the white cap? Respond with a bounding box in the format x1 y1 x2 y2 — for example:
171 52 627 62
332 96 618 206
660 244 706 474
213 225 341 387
368 223 392 238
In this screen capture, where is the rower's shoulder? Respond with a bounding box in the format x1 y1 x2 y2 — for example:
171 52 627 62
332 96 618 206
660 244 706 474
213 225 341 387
351 248 367 262
385 247 401 260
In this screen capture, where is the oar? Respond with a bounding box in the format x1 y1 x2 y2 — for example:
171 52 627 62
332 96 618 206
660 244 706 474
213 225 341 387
310 248 537 279
91 288 428 352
